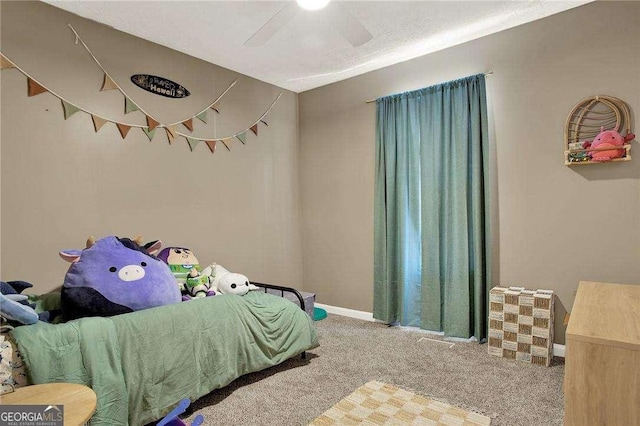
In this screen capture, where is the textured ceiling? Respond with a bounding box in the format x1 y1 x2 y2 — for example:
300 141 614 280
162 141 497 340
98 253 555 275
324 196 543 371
44 1 592 93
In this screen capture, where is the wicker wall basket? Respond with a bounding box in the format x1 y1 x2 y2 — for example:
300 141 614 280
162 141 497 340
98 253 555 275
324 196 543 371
564 95 633 165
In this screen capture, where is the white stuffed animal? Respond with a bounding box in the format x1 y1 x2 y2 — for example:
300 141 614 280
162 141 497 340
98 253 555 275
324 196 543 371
211 264 259 296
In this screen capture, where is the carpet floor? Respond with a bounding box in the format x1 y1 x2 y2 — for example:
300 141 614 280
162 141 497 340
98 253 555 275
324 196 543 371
181 314 565 425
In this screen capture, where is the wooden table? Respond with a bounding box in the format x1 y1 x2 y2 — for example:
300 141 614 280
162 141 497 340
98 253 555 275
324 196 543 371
0 383 97 426
564 281 640 425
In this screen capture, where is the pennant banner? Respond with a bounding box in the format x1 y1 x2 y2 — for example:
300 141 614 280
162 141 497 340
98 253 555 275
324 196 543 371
182 118 194 132
116 123 131 139
186 137 201 152
1 46 282 158
92 114 108 132
125 97 139 114
165 125 177 144
0 54 16 70
69 24 243 132
173 93 282 145
236 132 246 145
196 111 207 124
61 100 81 120
27 78 48 97
147 116 159 131
101 73 118 91
141 126 156 142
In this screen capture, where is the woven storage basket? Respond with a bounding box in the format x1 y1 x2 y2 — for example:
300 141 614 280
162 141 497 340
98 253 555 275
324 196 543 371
488 286 554 366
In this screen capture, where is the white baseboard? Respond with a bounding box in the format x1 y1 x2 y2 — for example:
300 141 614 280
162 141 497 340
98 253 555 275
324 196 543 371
315 302 567 358
315 303 376 322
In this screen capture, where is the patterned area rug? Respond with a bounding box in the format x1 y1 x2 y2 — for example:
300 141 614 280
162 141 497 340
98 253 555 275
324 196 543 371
310 380 491 425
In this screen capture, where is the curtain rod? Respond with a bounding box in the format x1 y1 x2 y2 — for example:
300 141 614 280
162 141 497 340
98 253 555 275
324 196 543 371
364 71 493 104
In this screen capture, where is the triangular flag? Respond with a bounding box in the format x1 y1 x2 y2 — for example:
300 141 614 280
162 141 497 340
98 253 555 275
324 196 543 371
221 140 231 151
92 115 108 132
116 123 131 139
236 132 246 145
61 100 81 120
250 124 259 136
146 116 159 131
141 127 156 142
124 97 139 114
27 78 48 97
101 73 118 91
211 105 220 114
0 54 16 70
196 111 208 124
205 140 217 154
182 118 194 132
186 137 201 152
165 125 177 144
260 120 269 127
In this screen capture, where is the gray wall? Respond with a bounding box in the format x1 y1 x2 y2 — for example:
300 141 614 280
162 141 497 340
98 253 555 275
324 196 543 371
1 1 302 292
299 1 640 343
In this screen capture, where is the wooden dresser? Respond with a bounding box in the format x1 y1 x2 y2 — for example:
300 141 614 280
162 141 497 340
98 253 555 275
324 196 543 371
564 281 640 425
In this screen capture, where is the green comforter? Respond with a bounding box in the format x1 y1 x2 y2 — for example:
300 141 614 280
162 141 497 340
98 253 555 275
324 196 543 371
10 291 319 426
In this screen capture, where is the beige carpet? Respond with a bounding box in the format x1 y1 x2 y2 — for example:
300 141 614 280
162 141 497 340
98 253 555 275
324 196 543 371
310 380 491 426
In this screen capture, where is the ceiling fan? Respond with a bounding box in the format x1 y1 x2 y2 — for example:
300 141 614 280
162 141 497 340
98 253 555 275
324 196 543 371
245 0 373 48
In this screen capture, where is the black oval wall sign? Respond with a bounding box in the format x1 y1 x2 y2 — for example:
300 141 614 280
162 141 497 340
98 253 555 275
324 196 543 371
130 74 190 98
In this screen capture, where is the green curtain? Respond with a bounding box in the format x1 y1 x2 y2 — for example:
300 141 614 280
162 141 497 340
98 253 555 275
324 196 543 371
373 74 490 339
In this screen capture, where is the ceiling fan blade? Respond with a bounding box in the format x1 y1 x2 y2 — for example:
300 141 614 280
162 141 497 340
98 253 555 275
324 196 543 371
327 4 372 47
245 3 299 47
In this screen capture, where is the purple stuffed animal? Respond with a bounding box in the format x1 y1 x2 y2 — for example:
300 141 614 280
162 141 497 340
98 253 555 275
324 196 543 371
59 236 181 320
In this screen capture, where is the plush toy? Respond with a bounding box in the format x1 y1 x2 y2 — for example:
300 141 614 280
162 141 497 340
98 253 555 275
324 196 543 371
157 247 215 299
59 236 181 320
582 127 635 162
0 281 33 299
0 281 34 308
184 268 214 299
0 281 60 323
0 293 38 325
211 264 259 296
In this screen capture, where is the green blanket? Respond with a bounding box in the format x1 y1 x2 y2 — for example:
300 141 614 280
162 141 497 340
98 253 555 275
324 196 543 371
11 291 319 425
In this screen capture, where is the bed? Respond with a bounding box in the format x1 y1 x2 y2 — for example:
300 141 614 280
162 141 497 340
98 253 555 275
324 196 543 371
4 284 318 426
